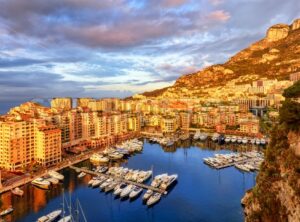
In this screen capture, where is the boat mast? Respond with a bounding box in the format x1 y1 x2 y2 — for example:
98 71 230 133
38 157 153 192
62 188 65 219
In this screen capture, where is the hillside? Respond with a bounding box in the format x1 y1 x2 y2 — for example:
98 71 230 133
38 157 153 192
242 81 300 222
143 19 300 97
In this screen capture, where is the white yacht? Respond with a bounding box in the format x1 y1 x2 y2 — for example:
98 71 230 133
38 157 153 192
57 215 72 222
211 133 220 142
113 183 127 196
235 164 250 172
147 192 162 206
225 136 231 143
11 187 24 197
120 184 134 198
91 179 102 188
45 177 59 185
129 186 143 199
108 152 124 160
37 209 62 222
143 190 153 201
100 178 113 189
193 131 201 140
255 138 261 145
200 133 208 141
160 174 178 190
231 136 237 143
242 137 248 144
77 172 86 178
260 138 266 145
32 178 51 189
250 138 256 144
237 137 242 143
104 181 118 193
0 206 14 217
90 153 109 163
48 171 64 181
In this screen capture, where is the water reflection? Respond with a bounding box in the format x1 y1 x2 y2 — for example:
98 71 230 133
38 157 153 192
0 140 259 222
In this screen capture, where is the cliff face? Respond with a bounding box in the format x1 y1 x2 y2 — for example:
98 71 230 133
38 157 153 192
242 83 300 222
143 18 300 97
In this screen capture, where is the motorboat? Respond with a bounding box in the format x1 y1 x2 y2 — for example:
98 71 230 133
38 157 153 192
90 153 109 163
113 183 127 196
77 172 86 178
57 215 72 222
143 189 153 201
231 136 237 143
250 138 256 144
235 164 250 172
37 209 62 222
160 174 178 190
120 184 134 198
45 176 59 185
255 139 261 145
108 152 124 160
242 137 248 144
151 174 167 188
96 166 108 173
225 136 231 143
100 178 113 190
48 171 64 181
32 178 51 189
211 133 219 142
11 187 24 197
129 186 143 199
260 138 266 145
147 192 161 206
0 206 13 217
91 179 102 188
237 137 242 143
193 131 201 140
104 181 118 193
199 133 208 141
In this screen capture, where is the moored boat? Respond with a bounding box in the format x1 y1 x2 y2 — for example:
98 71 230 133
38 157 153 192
113 183 127 196
0 207 14 217
32 178 51 189
129 186 143 199
77 172 86 178
57 215 72 222
120 184 134 198
147 192 161 206
143 189 153 201
160 174 178 190
11 187 24 196
37 209 62 222
48 171 64 181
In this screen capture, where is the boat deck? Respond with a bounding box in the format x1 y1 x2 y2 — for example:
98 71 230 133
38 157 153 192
69 166 167 195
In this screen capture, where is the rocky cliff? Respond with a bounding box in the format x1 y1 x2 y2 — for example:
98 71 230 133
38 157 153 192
143 18 300 97
242 82 300 222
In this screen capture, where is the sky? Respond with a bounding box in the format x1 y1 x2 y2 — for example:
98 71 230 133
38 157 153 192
0 0 300 113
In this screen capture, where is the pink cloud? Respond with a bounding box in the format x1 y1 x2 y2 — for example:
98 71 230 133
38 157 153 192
207 10 230 22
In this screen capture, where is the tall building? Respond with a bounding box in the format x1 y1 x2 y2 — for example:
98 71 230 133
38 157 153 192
35 125 61 166
51 97 72 111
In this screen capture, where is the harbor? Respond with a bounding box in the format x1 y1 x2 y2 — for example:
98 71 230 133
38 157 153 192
0 139 258 222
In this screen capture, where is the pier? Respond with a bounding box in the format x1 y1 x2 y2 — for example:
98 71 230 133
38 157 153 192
69 166 167 195
0 147 106 194
211 157 258 169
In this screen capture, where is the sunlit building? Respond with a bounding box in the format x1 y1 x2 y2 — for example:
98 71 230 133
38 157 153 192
51 97 72 111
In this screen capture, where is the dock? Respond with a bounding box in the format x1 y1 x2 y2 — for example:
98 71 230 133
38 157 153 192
69 166 167 195
211 157 258 169
0 147 106 194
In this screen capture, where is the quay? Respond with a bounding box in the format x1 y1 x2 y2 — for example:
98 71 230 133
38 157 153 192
212 157 258 169
69 166 167 195
0 147 107 194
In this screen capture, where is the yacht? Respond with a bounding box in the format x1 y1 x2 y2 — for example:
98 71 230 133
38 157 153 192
57 215 72 222
225 136 231 143
193 131 201 140
100 178 113 190
0 206 14 217
211 133 219 142
90 153 109 163
32 178 51 189
199 133 208 141
235 163 250 172
255 138 261 145
120 184 134 198
104 181 118 193
11 187 24 197
147 192 162 206
91 178 102 188
108 152 124 160
237 137 242 143
159 174 178 190
151 174 167 188
96 166 108 173
250 138 256 144
260 138 266 145
113 183 127 196
77 172 86 178
242 137 248 144
37 209 62 222
143 190 153 201
45 176 59 185
129 186 143 199
48 171 64 181
231 136 237 143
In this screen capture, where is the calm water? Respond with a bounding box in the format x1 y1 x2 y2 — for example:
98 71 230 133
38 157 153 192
1 140 258 222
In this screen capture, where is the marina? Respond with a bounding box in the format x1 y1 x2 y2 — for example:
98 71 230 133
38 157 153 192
0 140 257 222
